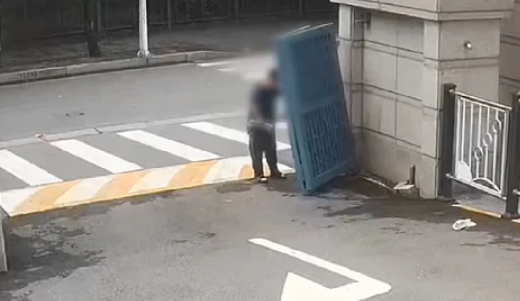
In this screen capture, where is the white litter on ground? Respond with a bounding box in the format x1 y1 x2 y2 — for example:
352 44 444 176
452 219 477 231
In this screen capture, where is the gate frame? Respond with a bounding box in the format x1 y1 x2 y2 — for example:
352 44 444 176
275 23 355 193
438 83 520 219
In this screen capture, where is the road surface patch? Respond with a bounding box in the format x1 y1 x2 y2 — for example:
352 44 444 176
0 157 293 217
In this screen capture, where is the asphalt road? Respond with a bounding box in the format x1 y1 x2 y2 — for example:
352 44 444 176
1 177 520 301
0 55 291 196
0 62 252 142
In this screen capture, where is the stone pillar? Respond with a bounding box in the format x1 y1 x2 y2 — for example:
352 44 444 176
500 2 520 104
420 19 502 198
337 4 364 159
332 0 514 199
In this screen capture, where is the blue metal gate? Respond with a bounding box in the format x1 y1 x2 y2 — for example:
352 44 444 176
276 24 355 192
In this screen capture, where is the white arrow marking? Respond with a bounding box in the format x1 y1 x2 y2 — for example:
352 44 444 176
249 238 391 301
282 272 334 301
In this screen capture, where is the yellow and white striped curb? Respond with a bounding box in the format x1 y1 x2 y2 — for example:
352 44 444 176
0 157 294 217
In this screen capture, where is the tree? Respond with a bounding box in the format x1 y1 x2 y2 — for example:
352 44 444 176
83 0 101 57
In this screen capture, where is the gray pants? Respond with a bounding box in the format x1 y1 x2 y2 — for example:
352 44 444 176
248 128 279 177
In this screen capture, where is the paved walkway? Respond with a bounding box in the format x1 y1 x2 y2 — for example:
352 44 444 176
1 14 335 73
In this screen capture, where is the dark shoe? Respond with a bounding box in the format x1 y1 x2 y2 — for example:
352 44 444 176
270 172 286 179
256 176 268 184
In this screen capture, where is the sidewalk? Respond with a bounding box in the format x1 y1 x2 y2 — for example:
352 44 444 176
1 15 335 74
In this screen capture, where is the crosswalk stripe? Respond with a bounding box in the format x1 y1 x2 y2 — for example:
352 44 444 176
197 60 233 67
118 130 221 162
182 122 291 151
51 139 142 173
243 71 266 82
218 68 237 72
0 150 62 186
0 187 39 213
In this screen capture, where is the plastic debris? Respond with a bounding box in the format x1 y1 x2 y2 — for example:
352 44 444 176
452 219 476 231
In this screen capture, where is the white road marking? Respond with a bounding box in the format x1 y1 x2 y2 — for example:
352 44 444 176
243 71 266 82
203 157 250 184
182 122 291 151
118 130 220 162
250 238 391 301
0 150 62 186
197 60 233 67
203 156 294 184
0 187 40 214
282 272 332 301
276 162 294 173
218 68 237 72
51 139 142 173
54 175 116 206
129 165 184 193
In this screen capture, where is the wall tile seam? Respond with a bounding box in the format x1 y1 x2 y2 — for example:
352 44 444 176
378 4 441 20
376 6 511 21
360 127 422 151
364 43 424 62
344 82 364 90
337 34 364 44
337 36 365 45
419 151 439 160
500 35 520 46
364 84 423 104
393 19 400 142
435 18 441 67
500 76 520 86
383 3 511 15
423 57 500 69
437 11 513 22
422 104 441 114
364 40 423 56
437 8 514 14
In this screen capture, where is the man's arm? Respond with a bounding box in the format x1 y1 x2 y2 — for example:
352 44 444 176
249 87 264 121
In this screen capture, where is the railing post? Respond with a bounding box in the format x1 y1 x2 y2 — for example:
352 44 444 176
438 83 457 200
502 92 520 219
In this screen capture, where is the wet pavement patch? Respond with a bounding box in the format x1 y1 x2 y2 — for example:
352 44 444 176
309 176 520 250
0 218 104 301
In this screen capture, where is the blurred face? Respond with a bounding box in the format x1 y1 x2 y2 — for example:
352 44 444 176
268 76 278 89
270 79 279 89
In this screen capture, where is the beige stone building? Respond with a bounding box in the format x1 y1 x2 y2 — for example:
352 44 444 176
333 0 520 199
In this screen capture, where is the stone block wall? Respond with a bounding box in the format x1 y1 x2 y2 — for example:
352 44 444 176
360 12 424 184
334 0 514 198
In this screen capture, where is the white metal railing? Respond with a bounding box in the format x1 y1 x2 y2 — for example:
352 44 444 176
452 91 512 198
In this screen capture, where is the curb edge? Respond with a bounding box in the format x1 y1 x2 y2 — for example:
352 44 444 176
0 50 238 87
451 203 520 223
